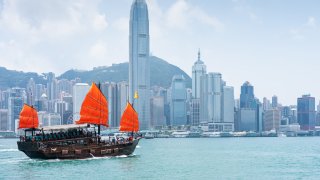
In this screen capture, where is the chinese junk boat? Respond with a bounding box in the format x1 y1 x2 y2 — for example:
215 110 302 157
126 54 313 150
17 83 141 159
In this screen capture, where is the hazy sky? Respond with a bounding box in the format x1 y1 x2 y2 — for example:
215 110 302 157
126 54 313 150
0 0 319 105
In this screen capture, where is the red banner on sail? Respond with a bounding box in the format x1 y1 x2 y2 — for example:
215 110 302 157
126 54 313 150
119 102 139 132
76 83 109 127
18 104 39 129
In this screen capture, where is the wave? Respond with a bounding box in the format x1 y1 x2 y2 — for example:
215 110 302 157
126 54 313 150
0 149 19 152
136 145 141 148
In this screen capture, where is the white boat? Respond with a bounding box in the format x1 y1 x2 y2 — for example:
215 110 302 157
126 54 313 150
201 132 221 138
171 131 189 138
144 133 154 139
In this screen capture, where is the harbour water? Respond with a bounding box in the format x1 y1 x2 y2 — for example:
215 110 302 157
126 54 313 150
1 137 320 179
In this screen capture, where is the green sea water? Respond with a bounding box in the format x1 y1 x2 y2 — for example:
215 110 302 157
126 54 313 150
1 137 320 180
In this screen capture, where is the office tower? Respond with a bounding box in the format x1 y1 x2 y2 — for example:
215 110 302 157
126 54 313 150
54 101 68 125
0 109 8 130
192 50 207 99
129 0 150 130
117 81 129 115
8 88 26 131
223 86 234 123
8 90 24 132
57 79 73 96
35 84 45 101
26 78 36 106
199 73 223 123
108 83 119 127
72 83 90 122
263 109 281 131
272 95 278 108
237 81 262 132
158 88 170 126
150 96 166 127
46 72 57 101
240 81 256 109
297 94 315 130
191 51 207 126
170 75 187 126
212 73 222 122
101 82 121 128
0 90 10 109
263 97 271 111
236 109 257 131
191 99 200 126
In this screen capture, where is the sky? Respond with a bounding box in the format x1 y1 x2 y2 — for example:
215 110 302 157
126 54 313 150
0 0 319 105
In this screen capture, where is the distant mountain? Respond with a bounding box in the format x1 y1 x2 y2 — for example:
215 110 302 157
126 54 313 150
0 67 46 89
0 56 191 89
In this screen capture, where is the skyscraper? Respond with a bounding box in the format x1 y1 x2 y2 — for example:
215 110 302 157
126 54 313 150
129 0 150 130
191 50 206 126
192 50 207 99
8 88 26 131
26 78 36 106
272 95 278 108
240 81 256 109
72 83 90 122
223 86 234 123
0 109 8 130
237 81 261 132
297 94 315 130
263 109 281 131
170 75 187 126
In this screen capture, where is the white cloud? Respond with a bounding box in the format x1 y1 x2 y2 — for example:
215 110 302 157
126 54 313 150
306 16 316 27
290 16 317 40
90 41 108 59
164 0 224 31
0 0 223 75
0 0 110 74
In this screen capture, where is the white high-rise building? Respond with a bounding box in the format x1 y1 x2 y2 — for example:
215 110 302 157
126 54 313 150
223 86 234 123
0 109 8 131
191 50 206 126
129 0 150 130
192 50 207 99
117 81 128 115
72 83 90 122
212 73 222 122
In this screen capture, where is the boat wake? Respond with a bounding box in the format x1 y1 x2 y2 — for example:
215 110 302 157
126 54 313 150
0 149 19 152
136 145 141 148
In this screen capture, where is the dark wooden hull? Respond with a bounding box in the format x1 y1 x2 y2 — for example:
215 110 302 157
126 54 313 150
17 138 140 159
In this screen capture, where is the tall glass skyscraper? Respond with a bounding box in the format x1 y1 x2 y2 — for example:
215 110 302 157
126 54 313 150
240 81 256 109
297 94 315 130
170 75 187 126
191 50 206 126
192 50 206 99
129 0 150 130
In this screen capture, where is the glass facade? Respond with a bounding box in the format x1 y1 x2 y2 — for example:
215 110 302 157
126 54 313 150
297 95 315 130
129 0 150 130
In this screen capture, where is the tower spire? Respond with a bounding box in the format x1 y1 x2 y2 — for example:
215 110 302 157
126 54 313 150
198 49 201 61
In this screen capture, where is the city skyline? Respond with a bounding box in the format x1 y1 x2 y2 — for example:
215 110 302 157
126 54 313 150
0 0 320 105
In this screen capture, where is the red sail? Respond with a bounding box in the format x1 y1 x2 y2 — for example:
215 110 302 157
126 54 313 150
19 104 39 129
76 83 109 127
119 102 139 132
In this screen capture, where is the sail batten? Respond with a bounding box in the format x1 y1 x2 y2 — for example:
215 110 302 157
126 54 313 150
76 83 109 127
119 102 139 132
19 104 39 129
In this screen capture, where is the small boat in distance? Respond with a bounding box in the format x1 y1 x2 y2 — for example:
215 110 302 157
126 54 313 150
17 83 141 159
144 132 154 139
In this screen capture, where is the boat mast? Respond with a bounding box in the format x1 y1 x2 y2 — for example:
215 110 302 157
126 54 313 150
98 82 101 135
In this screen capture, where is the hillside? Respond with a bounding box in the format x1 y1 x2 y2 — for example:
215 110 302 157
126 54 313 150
0 56 191 89
59 56 191 88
